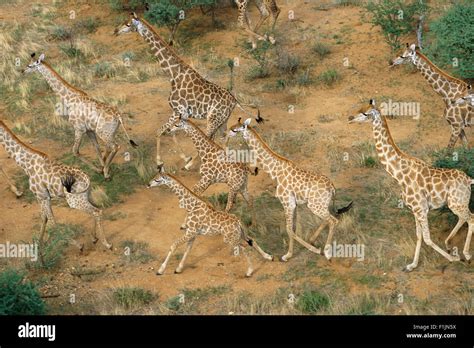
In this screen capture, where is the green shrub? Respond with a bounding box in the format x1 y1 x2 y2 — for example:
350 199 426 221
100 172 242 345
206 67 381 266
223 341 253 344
297 290 330 313
312 42 331 58
113 287 155 309
74 17 99 34
0 269 46 315
317 69 341 86
50 25 73 40
276 50 300 75
425 2 474 79
30 224 83 270
94 62 117 79
364 0 429 51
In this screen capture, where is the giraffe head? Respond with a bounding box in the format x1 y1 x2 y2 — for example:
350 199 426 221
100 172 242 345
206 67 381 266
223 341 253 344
348 99 382 125
454 85 474 106
114 12 144 35
147 166 171 188
228 118 252 140
390 43 417 67
23 53 45 74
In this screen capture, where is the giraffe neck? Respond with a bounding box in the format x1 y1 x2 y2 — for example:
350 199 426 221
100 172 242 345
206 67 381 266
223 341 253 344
183 121 221 158
0 122 46 173
372 117 406 183
412 52 468 103
138 19 189 81
236 0 249 27
37 63 83 101
165 174 207 212
244 128 286 180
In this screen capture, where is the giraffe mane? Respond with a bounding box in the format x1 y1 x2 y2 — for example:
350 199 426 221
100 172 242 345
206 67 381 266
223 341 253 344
381 116 422 164
139 18 191 70
165 173 214 209
185 119 223 151
0 120 48 158
247 126 291 163
416 50 469 89
42 61 88 97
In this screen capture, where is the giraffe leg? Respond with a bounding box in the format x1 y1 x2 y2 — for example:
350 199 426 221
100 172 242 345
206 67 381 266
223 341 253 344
460 129 469 148
240 245 254 277
323 215 339 260
403 216 423 272
86 131 105 169
73 130 102 173
253 1 270 34
308 220 329 245
444 216 466 251
0 166 22 197
192 177 212 195
102 143 120 180
156 113 180 167
419 212 460 263
174 237 196 274
171 134 193 170
225 190 238 212
240 188 256 225
447 125 462 149
281 202 296 262
463 215 473 261
64 191 111 250
157 230 197 275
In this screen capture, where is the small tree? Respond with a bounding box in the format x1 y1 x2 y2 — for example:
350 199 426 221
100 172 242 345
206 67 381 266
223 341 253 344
364 0 429 52
145 0 218 44
0 269 46 315
425 2 474 80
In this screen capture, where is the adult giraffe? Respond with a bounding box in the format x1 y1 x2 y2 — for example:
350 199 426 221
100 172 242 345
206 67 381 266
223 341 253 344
391 44 472 148
115 13 263 169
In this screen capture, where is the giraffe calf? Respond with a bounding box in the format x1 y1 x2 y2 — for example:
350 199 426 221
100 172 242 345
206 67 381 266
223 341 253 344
147 170 273 277
169 114 257 213
0 121 111 265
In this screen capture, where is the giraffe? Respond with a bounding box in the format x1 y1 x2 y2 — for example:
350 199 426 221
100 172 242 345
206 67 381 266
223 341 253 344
114 13 263 169
0 163 23 197
0 120 112 263
169 112 257 213
391 43 473 148
23 53 138 180
234 0 281 49
349 100 472 270
147 169 273 277
228 118 353 261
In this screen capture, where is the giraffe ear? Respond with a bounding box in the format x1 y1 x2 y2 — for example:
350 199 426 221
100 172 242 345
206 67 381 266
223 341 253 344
369 99 376 107
409 44 416 51
131 12 138 19
244 118 252 126
38 53 45 62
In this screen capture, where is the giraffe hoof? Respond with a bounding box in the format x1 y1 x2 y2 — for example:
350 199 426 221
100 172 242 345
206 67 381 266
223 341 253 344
106 244 113 250
92 237 99 245
156 271 163 276
174 269 182 274
78 244 84 253
280 256 289 262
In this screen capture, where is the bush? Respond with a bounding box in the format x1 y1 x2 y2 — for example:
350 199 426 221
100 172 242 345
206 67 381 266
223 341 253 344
30 224 83 270
312 42 331 58
297 290 330 314
317 69 341 86
50 25 72 40
276 50 300 75
144 0 218 43
0 269 46 315
113 287 155 309
364 0 429 51
94 62 117 79
425 2 474 79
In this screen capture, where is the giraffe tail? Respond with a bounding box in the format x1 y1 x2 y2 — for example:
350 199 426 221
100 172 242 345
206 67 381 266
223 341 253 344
118 115 139 148
61 174 76 193
235 101 265 124
335 201 353 216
